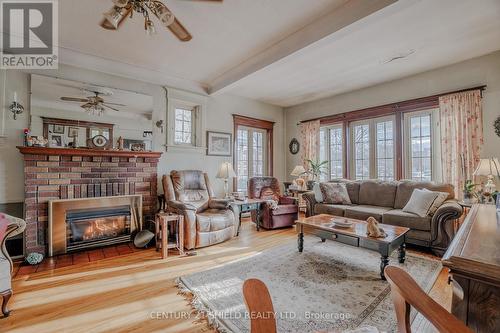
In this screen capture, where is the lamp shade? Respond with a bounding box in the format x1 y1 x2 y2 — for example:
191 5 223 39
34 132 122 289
473 158 500 177
216 162 236 179
291 165 306 177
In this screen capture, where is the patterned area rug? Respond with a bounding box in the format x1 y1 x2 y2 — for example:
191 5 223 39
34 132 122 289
177 236 441 333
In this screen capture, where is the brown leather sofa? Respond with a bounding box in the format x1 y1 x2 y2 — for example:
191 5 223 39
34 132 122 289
248 177 298 229
303 179 463 255
162 170 239 250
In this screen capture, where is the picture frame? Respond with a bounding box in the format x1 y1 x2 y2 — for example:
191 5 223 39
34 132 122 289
51 135 63 147
68 127 79 137
53 124 65 134
207 131 232 156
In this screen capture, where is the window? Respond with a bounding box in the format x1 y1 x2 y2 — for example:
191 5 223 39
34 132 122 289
376 120 394 180
404 109 440 181
233 115 274 193
235 127 267 192
349 116 395 181
319 125 344 180
174 108 194 145
353 123 370 180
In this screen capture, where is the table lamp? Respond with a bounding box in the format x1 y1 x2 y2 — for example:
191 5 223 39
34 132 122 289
216 162 237 198
291 165 306 190
474 158 500 201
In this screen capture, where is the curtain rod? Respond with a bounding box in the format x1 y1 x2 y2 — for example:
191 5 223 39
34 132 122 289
297 85 487 125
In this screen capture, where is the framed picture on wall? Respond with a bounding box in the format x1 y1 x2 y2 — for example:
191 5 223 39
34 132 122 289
207 131 232 156
68 127 79 137
53 124 65 134
50 135 63 147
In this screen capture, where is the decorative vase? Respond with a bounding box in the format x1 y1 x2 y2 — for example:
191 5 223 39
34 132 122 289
25 252 44 265
306 180 316 191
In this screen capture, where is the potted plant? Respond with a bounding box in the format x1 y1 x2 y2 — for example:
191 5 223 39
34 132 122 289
305 159 328 190
463 179 478 204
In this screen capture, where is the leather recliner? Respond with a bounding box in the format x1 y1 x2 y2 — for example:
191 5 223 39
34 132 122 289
162 170 240 250
248 177 298 229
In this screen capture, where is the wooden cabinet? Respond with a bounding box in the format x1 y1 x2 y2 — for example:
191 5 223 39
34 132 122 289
442 204 500 333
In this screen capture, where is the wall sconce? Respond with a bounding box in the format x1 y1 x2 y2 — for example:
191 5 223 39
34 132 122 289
10 92 24 120
155 120 164 134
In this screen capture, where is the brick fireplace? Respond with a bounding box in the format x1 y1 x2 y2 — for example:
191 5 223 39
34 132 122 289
18 146 162 255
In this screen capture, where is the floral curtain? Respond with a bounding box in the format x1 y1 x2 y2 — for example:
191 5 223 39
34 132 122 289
439 90 483 199
299 120 320 178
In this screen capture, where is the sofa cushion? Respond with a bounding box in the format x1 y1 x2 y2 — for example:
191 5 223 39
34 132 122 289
271 204 298 216
402 189 440 217
314 203 347 216
320 183 351 205
328 179 360 204
383 209 431 231
196 209 235 232
394 180 454 209
344 205 392 222
358 180 398 207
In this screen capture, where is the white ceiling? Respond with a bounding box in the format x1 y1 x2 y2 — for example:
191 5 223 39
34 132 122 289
51 0 500 107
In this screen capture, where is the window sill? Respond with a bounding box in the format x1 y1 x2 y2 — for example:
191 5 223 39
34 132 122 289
164 144 205 154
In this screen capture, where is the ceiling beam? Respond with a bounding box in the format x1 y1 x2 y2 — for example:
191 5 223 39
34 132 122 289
208 0 397 95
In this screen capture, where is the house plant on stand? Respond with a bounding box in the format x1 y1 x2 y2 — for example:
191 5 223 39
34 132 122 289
304 159 328 190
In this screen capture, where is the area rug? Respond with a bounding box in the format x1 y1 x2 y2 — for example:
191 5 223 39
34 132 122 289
177 236 441 333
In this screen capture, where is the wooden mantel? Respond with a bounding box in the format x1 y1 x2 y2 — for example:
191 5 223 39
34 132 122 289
17 146 162 158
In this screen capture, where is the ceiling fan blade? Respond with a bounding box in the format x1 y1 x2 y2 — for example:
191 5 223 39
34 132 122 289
177 0 222 2
168 18 192 42
61 97 89 102
102 102 126 106
102 104 120 112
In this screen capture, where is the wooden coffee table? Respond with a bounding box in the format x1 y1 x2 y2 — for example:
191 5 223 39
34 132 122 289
296 214 409 280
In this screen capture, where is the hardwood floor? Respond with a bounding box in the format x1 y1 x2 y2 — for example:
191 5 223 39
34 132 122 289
1 218 451 333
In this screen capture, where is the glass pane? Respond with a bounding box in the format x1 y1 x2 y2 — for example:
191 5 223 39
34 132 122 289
421 115 431 136
411 117 420 138
422 137 431 157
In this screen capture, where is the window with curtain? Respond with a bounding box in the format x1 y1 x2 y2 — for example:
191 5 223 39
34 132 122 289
235 126 268 192
319 125 344 180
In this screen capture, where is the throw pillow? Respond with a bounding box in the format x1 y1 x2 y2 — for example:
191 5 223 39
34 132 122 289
319 182 352 205
423 188 449 215
260 186 279 201
402 189 439 217
312 183 324 202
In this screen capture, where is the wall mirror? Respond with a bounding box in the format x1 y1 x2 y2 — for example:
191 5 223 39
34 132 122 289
30 75 154 150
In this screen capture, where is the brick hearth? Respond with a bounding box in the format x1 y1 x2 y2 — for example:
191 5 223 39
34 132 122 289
18 147 162 255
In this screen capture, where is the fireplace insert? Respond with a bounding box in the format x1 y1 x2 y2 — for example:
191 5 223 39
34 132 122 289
66 205 132 252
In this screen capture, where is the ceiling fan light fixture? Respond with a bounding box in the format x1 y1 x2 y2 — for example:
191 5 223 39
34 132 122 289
84 104 105 117
145 18 156 36
156 6 175 27
103 6 128 29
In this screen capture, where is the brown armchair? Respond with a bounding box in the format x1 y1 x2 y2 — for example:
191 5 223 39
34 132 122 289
162 170 240 250
248 177 298 230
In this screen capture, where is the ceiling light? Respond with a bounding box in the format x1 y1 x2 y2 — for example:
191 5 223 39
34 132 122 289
103 6 129 29
145 19 156 36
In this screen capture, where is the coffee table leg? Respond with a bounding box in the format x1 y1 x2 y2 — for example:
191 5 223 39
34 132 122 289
380 255 389 280
321 238 326 243
237 211 242 236
298 232 304 253
398 243 406 264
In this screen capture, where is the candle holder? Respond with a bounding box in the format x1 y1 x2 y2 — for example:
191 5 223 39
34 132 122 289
9 101 24 120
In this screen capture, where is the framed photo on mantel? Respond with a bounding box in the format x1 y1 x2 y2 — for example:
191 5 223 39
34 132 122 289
206 131 232 156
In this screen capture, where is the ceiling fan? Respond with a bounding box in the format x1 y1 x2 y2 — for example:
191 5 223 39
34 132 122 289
100 0 223 42
61 91 125 116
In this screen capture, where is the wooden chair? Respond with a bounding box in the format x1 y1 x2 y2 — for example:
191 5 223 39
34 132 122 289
242 278 277 333
384 266 472 333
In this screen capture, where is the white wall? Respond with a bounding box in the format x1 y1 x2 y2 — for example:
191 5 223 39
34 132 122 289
285 50 500 180
0 64 285 203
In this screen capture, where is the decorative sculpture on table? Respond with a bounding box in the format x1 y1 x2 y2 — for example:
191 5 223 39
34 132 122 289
366 217 387 238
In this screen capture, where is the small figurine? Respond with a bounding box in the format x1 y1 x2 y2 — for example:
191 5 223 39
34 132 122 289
117 136 124 150
366 216 387 238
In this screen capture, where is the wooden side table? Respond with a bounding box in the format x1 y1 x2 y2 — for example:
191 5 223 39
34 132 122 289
232 199 266 234
155 213 184 258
